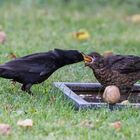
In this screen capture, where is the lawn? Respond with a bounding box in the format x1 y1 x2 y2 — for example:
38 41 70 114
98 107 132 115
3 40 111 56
0 0 140 139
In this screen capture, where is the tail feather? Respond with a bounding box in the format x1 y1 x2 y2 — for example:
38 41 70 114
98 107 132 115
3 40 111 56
0 66 15 79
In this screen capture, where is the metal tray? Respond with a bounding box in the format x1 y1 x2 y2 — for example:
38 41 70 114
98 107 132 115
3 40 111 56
53 82 140 110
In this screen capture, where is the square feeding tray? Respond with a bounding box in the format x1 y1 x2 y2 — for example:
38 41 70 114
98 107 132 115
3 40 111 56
53 82 140 110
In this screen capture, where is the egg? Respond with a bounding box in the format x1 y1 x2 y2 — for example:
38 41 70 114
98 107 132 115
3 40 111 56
103 86 120 104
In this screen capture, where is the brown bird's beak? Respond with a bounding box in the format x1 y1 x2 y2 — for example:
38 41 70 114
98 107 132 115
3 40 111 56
81 53 93 67
82 53 93 63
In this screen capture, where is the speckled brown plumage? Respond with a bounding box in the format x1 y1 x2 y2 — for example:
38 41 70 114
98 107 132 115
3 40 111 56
84 52 140 90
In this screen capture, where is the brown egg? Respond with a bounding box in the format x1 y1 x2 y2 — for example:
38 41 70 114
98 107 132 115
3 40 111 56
103 86 120 104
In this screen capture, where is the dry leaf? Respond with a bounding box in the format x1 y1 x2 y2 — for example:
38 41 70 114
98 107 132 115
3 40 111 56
73 29 90 41
0 31 6 44
17 119 33 128
4 104 14 112
8 52 17 59
131 14 140 23
0 124 11 135
110 121 121 130
103 51 113 58
79 120 94 128
121 100 129 104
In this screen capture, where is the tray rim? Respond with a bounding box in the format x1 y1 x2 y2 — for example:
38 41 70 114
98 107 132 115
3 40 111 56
53 82 140 109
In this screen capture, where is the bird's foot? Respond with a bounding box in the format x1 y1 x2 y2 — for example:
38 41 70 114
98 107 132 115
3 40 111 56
11 80 16 86
21 84 33 95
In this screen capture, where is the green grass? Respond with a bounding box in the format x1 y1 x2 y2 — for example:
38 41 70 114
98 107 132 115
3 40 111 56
0 0 140 139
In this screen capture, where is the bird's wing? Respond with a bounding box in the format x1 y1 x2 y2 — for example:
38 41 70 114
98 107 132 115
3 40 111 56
0 58 56 76
106 55 140 74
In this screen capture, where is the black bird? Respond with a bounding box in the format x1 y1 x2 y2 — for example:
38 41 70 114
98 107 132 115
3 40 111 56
0 49 83 93
83 52 140 90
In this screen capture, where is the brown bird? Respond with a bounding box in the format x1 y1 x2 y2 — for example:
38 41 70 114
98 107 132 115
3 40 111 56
83 52 140 91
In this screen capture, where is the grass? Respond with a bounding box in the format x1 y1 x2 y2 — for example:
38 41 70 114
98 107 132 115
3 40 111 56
0 0 140 139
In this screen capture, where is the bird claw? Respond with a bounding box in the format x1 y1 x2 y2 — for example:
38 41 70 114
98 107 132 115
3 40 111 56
11 80 16 86
21 84 32 95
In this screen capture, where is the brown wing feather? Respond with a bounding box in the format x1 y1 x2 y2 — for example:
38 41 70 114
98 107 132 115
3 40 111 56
106 55 140 74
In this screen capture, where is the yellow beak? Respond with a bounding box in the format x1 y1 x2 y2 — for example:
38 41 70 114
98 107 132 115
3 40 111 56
82 54 93 63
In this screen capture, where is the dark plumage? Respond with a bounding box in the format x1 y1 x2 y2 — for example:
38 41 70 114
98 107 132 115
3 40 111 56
0 49 83 93
83 52 140 90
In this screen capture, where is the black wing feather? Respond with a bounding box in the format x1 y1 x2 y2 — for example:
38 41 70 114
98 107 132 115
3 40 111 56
0 54 56 75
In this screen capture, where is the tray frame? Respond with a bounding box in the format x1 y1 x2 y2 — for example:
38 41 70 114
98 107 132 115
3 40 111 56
53 82 140 110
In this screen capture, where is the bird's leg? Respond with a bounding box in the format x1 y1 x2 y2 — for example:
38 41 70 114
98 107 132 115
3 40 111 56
11 80 16 86
21 84 26 92
21 84 32 95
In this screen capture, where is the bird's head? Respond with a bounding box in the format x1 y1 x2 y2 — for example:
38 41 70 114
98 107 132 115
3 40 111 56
82 52 104 69
54 49 84 65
